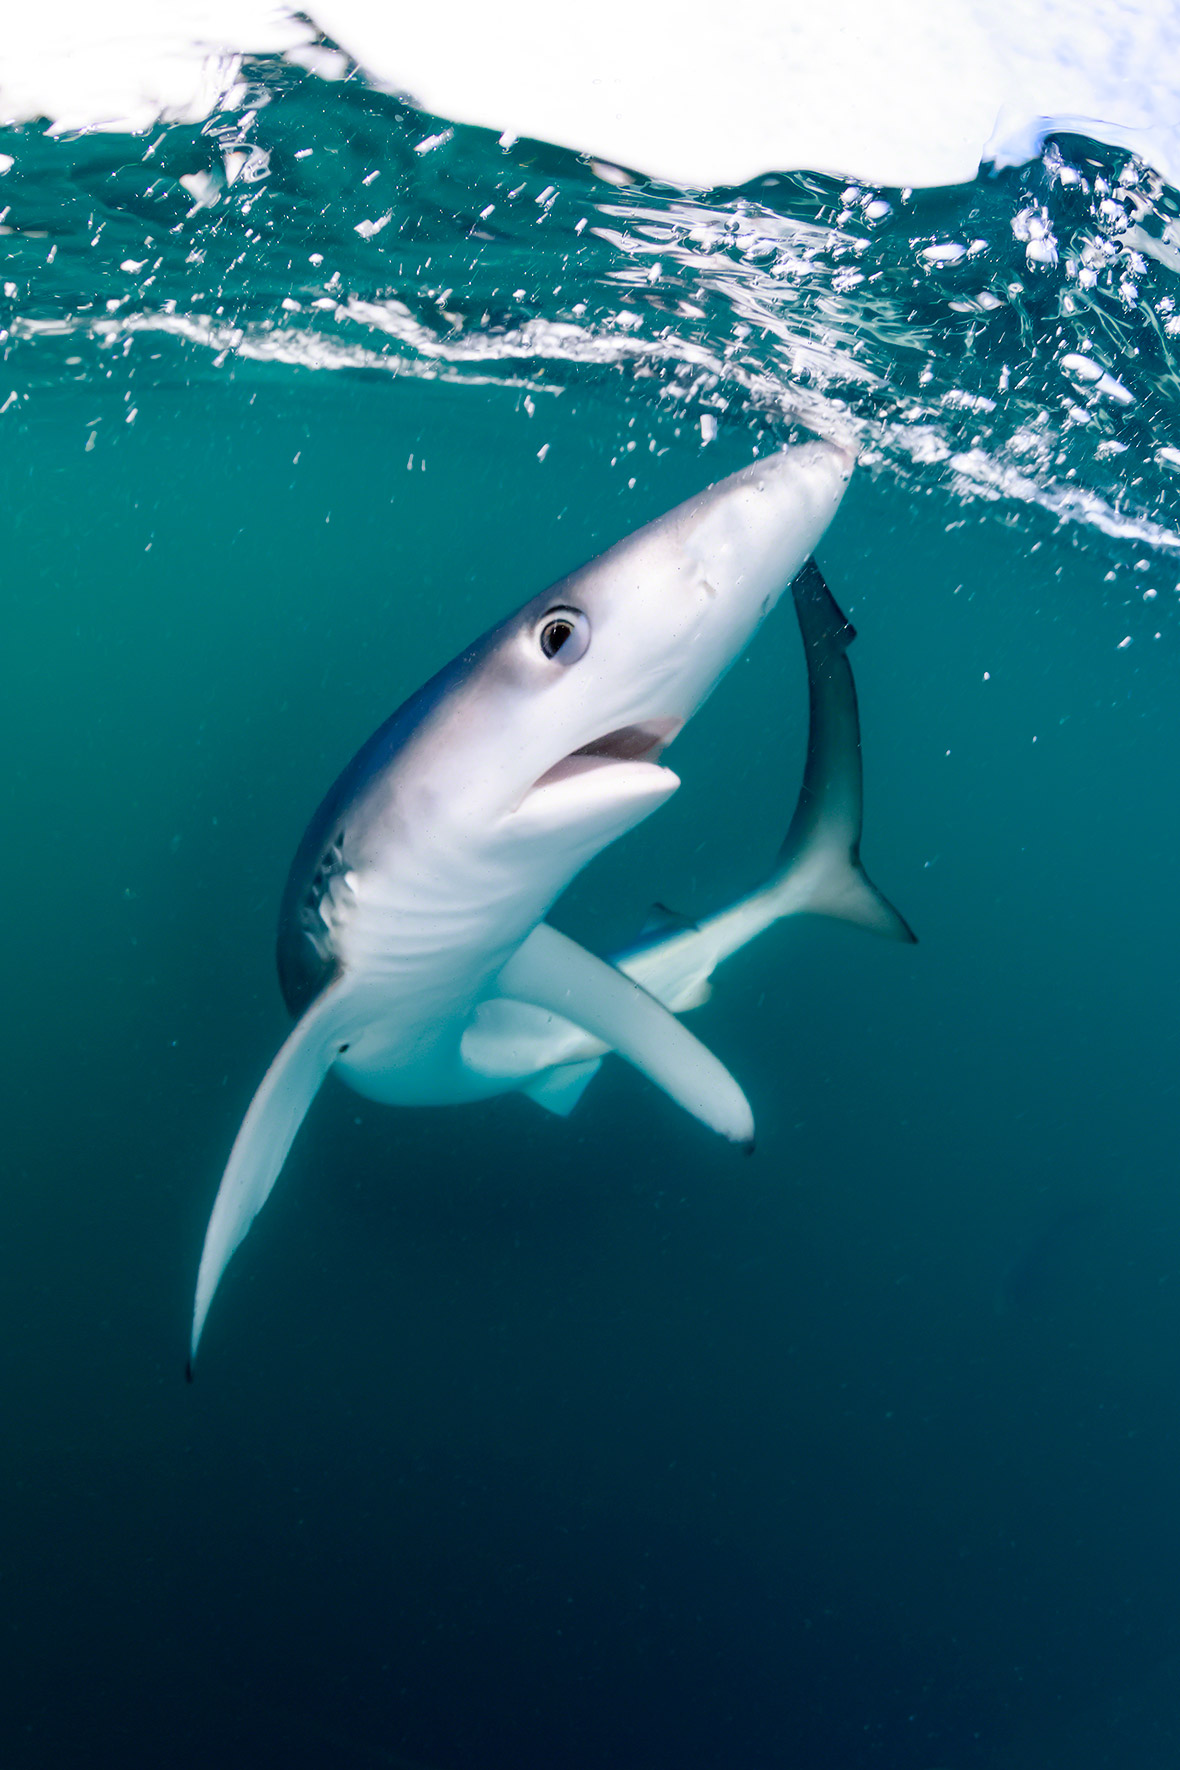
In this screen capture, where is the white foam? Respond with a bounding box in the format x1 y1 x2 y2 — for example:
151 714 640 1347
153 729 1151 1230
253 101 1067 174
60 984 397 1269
2 0 1178 189
0 2 312 135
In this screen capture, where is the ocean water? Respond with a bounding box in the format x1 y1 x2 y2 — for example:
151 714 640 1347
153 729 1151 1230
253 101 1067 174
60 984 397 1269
4 54 1180 1770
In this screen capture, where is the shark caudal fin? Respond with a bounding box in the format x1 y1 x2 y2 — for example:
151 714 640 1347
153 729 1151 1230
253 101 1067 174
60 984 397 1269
188 980 353 1373
766 558 916 943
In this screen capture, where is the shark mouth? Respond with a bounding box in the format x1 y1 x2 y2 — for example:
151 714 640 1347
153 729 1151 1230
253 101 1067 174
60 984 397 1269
531 717 683 791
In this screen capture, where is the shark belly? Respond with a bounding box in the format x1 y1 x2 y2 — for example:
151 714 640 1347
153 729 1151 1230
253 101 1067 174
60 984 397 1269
326 845 561 1107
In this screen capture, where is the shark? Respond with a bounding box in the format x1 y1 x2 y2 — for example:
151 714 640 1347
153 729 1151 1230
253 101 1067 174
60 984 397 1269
188 441 907 1371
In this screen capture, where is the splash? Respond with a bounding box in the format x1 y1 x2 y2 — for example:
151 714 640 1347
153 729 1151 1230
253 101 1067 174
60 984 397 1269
2 55 1179 548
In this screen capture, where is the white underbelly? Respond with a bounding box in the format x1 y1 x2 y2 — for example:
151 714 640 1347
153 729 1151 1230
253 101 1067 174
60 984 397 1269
325 856 547 1107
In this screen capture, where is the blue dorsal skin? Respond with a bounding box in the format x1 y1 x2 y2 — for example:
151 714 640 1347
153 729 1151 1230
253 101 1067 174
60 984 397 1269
464 560 916 1116
189 442 853 1369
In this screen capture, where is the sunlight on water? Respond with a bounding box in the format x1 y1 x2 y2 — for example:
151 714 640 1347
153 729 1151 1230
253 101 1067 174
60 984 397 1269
3 52 1180 551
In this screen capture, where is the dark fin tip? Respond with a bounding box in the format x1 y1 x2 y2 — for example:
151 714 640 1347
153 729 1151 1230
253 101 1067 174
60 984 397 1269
184 1358 195 1385
891 903 920 945
741 1138 756 1158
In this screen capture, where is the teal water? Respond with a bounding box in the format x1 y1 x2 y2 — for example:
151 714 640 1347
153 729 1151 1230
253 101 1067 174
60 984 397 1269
3 54 1180 1770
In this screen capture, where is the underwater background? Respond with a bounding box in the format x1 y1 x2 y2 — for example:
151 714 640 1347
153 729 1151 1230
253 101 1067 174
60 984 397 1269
4 48 1180 1770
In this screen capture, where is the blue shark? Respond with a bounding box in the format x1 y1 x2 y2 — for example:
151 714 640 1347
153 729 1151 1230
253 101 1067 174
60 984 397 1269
189 444 882 1369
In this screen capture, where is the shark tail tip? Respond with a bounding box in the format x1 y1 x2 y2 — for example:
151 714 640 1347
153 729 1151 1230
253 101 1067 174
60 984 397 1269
184 1357 195 1385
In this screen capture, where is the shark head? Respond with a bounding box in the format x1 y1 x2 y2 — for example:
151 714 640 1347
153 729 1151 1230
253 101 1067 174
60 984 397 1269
278 440 852 1013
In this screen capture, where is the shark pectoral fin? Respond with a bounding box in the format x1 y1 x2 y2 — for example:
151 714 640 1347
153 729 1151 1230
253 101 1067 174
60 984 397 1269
521 1058 603 1117
498 924 754 1146
189 980 353 1369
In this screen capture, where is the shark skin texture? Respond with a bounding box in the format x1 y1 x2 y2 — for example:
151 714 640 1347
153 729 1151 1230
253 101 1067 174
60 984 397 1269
188 443 862 1371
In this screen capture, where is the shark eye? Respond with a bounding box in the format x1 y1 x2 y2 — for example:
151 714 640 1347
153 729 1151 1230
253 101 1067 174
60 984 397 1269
538 607 590 663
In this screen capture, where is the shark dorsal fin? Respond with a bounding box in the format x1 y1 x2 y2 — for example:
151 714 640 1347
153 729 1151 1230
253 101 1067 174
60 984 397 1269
641 901 699 938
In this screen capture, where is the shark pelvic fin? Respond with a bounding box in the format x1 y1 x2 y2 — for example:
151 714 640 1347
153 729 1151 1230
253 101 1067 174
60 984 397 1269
189 979 353 1366
521 1057 603 1117
773 558 916 944
498 923 754 1146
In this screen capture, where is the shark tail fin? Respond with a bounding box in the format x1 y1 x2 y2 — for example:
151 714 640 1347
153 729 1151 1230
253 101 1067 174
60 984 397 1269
188 979 353 1371
775 843 916 942
763 558 916 944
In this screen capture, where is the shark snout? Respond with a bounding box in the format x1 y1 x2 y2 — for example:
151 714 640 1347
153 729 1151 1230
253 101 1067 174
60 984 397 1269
628 438 855 717
753 439 855 524
697 440 854 564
